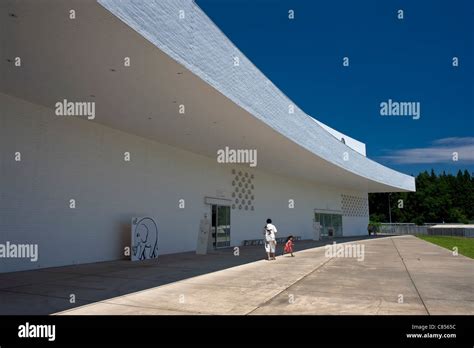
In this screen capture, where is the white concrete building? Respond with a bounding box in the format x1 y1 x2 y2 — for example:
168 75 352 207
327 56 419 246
0 0 415 272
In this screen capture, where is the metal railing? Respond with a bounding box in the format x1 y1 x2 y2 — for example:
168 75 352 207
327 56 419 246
378 223 432 235
378 223 474 237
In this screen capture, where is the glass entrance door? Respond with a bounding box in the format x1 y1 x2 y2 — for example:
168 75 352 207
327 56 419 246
211 205 231 248
314 212 343 237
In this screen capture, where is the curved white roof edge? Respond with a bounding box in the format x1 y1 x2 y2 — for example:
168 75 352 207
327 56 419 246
97 0 415 192
311 118 366 156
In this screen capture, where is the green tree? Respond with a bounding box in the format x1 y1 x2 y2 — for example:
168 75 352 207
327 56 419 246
369 169 474 224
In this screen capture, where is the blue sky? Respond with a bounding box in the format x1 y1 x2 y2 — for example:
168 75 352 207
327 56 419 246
196 0 474 176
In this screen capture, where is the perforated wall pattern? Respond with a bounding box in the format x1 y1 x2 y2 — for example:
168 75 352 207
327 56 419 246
341 194 369 217
231 168 254 211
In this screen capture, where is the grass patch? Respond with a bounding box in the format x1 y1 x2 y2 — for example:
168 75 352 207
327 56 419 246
417 235 474 259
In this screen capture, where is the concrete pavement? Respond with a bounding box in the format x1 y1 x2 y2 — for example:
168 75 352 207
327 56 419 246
1 235 472 315
0 237 360 314
59 235 473 315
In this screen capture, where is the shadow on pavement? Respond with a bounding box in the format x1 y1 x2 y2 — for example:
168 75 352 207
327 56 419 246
0 235 389 314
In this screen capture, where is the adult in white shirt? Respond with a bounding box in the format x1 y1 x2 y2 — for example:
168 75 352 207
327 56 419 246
263 218 278 260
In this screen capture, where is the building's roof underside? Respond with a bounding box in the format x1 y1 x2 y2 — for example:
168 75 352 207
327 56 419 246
0 0 415 192
97 0 415 192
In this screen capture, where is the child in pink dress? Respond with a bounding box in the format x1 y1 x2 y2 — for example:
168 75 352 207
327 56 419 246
283 235 295 257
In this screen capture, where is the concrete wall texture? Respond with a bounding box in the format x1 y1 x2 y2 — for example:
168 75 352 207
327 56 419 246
0 92 368 272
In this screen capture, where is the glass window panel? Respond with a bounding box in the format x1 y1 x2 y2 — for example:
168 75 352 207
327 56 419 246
315 213 320 223
316 213 343 237
215 205 231 247
323 214 331 227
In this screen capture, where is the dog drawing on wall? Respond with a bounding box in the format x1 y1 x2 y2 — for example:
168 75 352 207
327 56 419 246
131 217 159 261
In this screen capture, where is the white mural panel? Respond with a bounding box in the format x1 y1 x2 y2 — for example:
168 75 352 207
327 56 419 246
131 217 159 261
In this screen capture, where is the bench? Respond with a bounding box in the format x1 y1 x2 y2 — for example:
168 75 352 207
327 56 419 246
242 236 301 246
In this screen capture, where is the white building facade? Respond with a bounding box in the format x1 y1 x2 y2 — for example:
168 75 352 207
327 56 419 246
0 0 415 272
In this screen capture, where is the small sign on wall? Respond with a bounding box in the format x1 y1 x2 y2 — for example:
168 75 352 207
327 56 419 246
196 214 211 255
131 217 159 261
